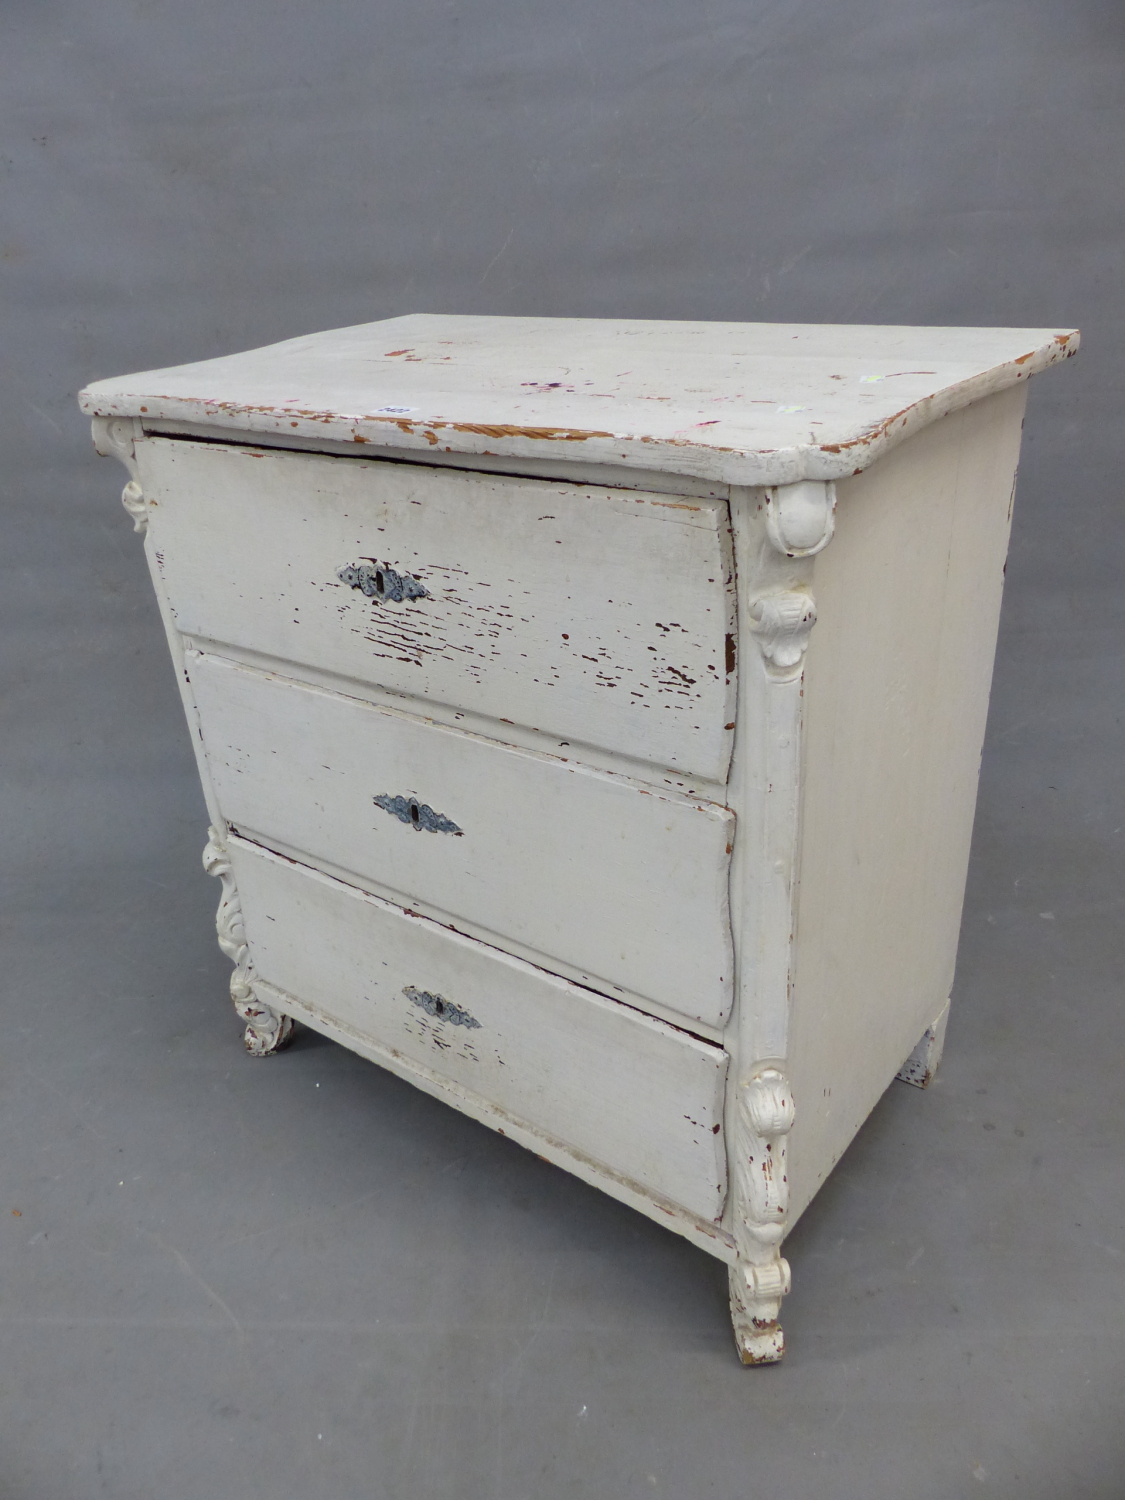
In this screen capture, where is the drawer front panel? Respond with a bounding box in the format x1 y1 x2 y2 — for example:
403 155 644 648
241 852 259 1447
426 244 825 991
191 652 735 1029
230 837 729 1222
138 438 737 780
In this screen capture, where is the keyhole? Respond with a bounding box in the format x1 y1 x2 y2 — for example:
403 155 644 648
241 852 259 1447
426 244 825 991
374 569 386 597
409 800 420 826
432 998 445 1016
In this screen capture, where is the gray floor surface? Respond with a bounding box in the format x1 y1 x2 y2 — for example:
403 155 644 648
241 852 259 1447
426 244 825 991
3 2 1124 1496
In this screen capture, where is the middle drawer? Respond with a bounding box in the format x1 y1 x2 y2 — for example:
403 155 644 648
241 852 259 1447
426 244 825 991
189 652 735 1030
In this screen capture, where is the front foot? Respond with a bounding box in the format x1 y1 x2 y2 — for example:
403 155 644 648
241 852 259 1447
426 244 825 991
730 1068 795 1364
729 1258 790 1365
897 999 950 1089
238 993 295 1056
203 826 295 1057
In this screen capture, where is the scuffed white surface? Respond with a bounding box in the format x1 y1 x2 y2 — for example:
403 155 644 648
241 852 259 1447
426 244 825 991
80 314 1077 485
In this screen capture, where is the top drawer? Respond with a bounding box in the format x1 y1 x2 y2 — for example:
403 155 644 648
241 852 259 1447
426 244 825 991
135 438 737 780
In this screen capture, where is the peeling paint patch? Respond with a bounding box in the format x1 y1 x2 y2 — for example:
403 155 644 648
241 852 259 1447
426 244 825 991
403 986 481 1028
448 421 613 442
374 793 463 835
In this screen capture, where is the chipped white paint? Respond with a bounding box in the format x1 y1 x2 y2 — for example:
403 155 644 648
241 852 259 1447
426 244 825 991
187 649 735 1029
80 315 1077 487
729 1070 795 1364
83 316 1077 1364
723 484 816 1358
134 438 737 780
230 837 729 1221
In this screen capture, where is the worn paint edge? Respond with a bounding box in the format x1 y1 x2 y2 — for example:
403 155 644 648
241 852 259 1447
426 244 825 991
78 333 1078 487
131 422 735 499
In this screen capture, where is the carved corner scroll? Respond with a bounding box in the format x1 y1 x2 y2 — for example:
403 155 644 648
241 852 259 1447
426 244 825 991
729 1068 795 1365
745 480 834 680
202 828 294 1056
90 415 149 533
764 480 836 558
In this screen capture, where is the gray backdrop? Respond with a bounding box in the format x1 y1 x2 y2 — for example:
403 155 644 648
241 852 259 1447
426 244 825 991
3 2 1122 1496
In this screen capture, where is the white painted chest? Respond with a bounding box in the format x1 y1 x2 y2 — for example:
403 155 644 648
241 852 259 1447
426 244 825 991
81 316 1077 1361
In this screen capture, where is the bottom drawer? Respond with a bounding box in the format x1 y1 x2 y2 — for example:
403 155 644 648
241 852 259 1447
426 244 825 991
230 837 729 1222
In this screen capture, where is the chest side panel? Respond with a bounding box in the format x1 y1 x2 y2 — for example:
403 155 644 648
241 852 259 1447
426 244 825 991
190 651 735 1029
784 385 1028 1225
137 438 737 780
230 838 729 1222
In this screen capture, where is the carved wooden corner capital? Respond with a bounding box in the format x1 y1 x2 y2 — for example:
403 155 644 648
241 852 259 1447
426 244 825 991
202 827 294 1056
748 589 817 679
90 414 140 465
729 1067 794 1364
764 480 836 557
90 415 149 533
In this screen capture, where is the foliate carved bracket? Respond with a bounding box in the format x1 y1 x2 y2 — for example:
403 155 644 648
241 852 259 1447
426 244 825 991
748 589 817 679
120 480 148 533
90 415 149 533
729 1068 795 1364
764 480 836 558
202 827 294 1056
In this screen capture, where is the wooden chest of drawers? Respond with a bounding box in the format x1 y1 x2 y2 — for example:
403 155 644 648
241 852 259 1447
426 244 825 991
80 316 1077 1362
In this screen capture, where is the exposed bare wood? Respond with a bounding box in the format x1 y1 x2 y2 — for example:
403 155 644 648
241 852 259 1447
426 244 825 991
80 315 1077 486
134 438 738 781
